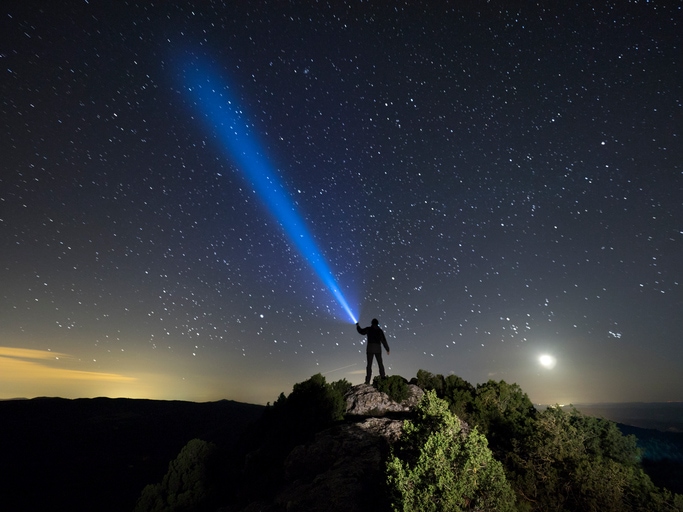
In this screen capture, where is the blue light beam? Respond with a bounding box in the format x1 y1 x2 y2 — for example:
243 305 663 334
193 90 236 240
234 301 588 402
180 60 357 324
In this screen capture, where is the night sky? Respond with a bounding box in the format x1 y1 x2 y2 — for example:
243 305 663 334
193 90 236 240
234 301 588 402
2 1 681 405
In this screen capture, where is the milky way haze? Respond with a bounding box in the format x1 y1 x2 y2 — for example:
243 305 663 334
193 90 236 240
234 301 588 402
1 1 681 404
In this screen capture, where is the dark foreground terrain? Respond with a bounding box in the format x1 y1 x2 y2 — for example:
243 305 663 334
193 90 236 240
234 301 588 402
2 393 682 511
0 397 264 512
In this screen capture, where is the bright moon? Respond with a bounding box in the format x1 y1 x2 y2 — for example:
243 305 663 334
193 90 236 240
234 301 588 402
539 354 557 369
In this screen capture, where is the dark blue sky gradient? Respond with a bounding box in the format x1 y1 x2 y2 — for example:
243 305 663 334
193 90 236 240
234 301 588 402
180 58 358 323
1 1 681 404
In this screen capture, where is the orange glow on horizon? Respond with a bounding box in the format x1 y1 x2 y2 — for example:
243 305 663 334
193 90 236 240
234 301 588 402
0 346 259 402
0 345 139 399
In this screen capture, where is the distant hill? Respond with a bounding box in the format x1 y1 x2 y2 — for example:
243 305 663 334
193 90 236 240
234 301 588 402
0 397 264 512
566 402 683 432
617 423 683 495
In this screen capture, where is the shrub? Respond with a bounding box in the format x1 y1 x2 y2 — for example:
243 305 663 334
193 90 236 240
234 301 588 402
135 439 218 512
471 380 537 455
374 375 410 403
509 406 683 511
387 390 515 512
239 373 349 501
286 373 346 428
414 370 476 422
443 374 476 421
414 369 445 396
330 377 353 399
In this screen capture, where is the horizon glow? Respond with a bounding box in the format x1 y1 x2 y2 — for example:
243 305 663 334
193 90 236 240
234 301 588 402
179 59 357 324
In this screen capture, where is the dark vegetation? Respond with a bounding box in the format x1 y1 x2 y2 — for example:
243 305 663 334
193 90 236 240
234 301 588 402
135 370 683 511
410 370 683 511
0 397 263 512
229 373 353 509
373 374 410 403
387 389 516 511
3 372 682 511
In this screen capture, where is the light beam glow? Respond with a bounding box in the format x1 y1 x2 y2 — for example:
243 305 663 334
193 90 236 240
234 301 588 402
179 58 357 323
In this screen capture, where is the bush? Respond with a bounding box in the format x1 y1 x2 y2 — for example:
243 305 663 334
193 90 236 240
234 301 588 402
387 390 515 512
135 439 218 512
471 380 537 455
443 374 476 420
330 377 353 399
414 370 476 422
374 375 410 403
239 373 349 502
285 373 346 429
414 369 445 396
509 406 683 511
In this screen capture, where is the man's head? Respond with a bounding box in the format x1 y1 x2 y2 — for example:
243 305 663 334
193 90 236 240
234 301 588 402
371 318 379 326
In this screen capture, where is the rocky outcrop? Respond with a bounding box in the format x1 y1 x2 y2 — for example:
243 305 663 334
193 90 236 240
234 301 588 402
344 383 424 416
276 418 402 512
399 384 425 409
241 384 418 512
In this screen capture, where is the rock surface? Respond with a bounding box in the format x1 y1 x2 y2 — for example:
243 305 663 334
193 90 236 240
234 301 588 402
240 384 418 512
344 383 424 416
277 417 402 512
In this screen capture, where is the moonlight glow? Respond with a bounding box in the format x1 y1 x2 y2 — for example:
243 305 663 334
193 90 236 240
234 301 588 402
539 355 557 369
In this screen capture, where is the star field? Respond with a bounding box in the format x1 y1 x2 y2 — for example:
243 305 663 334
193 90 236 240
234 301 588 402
1 1 681 404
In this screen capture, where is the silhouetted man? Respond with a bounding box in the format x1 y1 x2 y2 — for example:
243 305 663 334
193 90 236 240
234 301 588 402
356 318 390 385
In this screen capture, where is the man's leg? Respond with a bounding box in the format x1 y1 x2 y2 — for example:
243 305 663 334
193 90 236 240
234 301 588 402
376 352 386 378
365 352 374 384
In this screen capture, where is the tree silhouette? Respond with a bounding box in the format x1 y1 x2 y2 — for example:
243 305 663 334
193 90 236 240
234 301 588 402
135 438 218 512
374 374 410 403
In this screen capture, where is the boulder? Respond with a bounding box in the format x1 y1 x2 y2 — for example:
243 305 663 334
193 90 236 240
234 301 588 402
344 383 424 416
276 417 403 512
401 384 425 409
